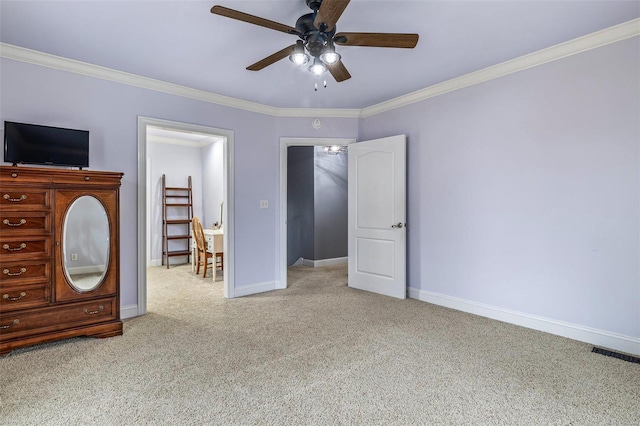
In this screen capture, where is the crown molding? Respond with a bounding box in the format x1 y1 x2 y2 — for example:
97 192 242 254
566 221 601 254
0 42 359 119
2 18 638 119
361 18 640 118
0 42 279 116
274 107 361 118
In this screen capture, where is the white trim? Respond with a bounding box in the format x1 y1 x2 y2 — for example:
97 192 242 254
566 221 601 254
409 287 640 356
2 18 637 118
137 117 236 317
274 108 361 118
120 304 138 320
148 259 162 267
67 265 105 274
233 281 277 298
300 257 348 267
279 137 356 290
361 18 640 118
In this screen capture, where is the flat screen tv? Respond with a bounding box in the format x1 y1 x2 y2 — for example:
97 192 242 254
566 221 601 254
4 121 89 168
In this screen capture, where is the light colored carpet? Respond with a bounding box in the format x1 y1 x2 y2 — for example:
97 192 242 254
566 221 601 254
1 264 638 425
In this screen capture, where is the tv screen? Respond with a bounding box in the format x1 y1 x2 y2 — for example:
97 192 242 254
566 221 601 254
4 121 89 168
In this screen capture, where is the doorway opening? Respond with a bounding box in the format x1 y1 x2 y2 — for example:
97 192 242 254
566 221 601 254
137 117 235 316
278 137 355 290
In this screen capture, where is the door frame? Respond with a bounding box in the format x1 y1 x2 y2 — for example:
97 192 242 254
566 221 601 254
137 116 235 316
278 137 356 290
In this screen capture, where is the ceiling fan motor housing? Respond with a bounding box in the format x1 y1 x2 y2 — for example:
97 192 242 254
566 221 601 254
296 13 336 57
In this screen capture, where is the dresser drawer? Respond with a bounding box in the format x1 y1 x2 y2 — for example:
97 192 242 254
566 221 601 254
0 284 49 312
0 211 52 235
0 168 53 185
0 297 116 339
52 173 121 187
0 189 51 210
0 236 51 261
0 259 51 286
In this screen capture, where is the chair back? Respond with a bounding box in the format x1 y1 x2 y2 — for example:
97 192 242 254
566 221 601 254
192 217 206 253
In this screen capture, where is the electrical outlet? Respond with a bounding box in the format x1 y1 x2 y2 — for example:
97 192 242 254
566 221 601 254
71 253 78 261
260 200 269 209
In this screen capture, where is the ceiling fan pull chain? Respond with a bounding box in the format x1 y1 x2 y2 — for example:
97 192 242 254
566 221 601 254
314 83 318 92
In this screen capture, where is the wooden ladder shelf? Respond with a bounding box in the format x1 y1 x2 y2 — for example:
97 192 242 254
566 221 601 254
162 174 193 268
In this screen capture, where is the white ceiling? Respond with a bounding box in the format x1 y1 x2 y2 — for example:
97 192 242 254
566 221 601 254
1 1 638 109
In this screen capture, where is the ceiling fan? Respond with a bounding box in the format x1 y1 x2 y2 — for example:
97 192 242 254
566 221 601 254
210 0 419 83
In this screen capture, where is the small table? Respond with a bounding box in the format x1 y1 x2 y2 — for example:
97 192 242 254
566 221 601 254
192 228 223 280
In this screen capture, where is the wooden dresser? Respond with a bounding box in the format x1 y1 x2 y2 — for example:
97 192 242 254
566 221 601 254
0 166 123 355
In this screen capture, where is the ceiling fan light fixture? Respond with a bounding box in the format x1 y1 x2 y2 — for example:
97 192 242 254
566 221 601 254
309 58 327 76
323 145 346 155
320 44 341 65
289 40 310 66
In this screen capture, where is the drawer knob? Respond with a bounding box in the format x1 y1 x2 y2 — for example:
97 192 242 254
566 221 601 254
10 173 17 178
3 267 27 276
83 305 104 315
2 243 27 252
3 194 27 202
0 319 19 329
2 219 27 227
84 176 90 181
3 292 26 301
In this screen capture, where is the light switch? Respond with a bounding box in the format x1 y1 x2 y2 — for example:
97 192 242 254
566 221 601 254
260 199 268 209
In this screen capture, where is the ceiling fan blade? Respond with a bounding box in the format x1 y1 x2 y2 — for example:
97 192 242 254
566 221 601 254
211 5 298 35
246 44 297 71
334 32 419 48
327 60 351 82
314 0 350 32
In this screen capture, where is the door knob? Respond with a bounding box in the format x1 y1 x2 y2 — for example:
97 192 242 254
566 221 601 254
391 222 405 229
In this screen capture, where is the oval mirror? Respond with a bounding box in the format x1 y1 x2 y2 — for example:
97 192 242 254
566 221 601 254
63 195 110 292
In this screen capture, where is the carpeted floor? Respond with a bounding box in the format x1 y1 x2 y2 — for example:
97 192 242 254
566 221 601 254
1 264 638 425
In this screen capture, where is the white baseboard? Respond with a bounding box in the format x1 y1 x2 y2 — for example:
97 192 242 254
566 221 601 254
234 281 277 298
120 304 139 319
148 259 162 267
292 257 304 266
301 257 348 267
67 265 106 275
409 287 640 356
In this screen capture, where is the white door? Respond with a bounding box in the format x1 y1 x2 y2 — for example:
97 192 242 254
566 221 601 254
348 135 406 299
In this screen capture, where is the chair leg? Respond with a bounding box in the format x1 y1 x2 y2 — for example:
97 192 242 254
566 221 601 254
203 257 208 279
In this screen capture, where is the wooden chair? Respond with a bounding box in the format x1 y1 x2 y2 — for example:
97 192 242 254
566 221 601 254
192 217 213 278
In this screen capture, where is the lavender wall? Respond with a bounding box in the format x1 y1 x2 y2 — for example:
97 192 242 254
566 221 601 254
359 38 640 339
3 36 636 346
0 57 281 305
